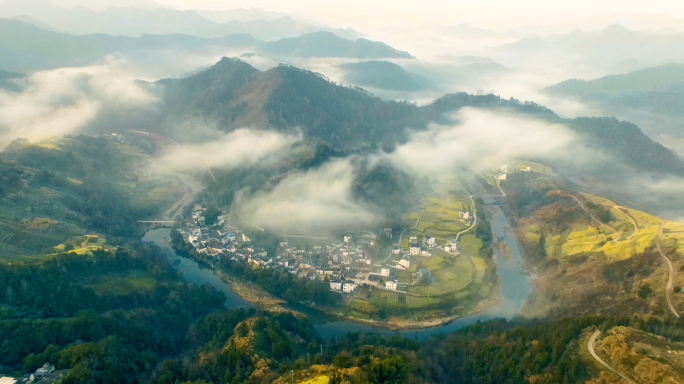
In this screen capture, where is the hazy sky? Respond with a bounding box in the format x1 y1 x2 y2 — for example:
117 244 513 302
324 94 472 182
155 0 684 30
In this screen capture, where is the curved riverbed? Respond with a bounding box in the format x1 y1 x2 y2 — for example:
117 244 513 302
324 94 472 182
142 196 531 340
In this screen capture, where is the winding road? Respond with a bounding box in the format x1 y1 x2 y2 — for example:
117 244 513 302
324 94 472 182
588 330 636 384
555 191 620 243
656 222 680 318
455 194 478 242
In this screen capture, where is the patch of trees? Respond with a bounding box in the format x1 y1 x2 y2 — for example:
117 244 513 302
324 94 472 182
352 160 415 219
602 249 660 289
72 178 159 237
265 65 419 147
152 310 319 384
0 244 226 379
218 257 341 307
473 197 492 244
586 202 615 223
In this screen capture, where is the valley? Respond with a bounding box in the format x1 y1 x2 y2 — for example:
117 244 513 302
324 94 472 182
3 2 684 382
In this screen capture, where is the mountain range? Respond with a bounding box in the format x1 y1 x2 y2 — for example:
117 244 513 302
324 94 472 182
339 61 437 92
0 19 407 72
544 63 684 146
146 57 684 178
256 32 413 59
0 0 362 40
0 18 260 71
494 24 684 76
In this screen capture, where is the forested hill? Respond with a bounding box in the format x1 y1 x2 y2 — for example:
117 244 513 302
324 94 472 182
420 93 684 176
256 31 414 59
544 63 684 97
543 64 684 139
0 18 261 71
156 58 420 147
340 60 437 91
155 58 684 176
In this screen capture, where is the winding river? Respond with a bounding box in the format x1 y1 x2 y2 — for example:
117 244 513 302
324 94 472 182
142 195 532 340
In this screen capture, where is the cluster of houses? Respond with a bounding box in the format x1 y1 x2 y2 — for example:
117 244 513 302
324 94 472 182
176 206 379 294
10 363 67 384
174 206 472 297
176 205 268 263
497 163 531 181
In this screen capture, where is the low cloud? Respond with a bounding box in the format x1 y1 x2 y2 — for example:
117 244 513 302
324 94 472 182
236 158 380 234
0 64 155 149
150 128 301 173
389 107 591 175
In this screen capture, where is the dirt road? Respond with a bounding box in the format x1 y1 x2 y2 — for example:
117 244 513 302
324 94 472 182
556 191 620 242
656 223 679 318
588 330 636 384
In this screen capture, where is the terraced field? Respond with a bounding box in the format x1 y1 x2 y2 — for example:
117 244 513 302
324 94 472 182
525 192 677 260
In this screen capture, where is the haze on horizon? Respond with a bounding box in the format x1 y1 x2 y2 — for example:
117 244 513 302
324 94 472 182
113 0 684 31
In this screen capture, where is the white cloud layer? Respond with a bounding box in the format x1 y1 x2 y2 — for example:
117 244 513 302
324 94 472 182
0 65 155 149
237 158 380 234
151 128 301 173
388 107 586 175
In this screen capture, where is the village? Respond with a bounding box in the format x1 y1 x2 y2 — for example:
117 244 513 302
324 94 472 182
174 203 476 299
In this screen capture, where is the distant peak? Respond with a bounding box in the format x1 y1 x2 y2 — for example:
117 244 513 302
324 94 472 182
600 23 631 33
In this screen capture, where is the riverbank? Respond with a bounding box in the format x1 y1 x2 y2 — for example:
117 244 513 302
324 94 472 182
144 194 532 338
320 293 502 331
214 270 307 319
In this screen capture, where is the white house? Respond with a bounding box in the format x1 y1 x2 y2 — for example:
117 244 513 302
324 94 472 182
410 243 420 255
409 236 418 243
381 267 390 276
342 281 356 293
420 248 431 256
497 173 507 181
424 235 436 247
344 235 352 243
463 212 471 220
330 280 342 291
400 255 411 269
385 279 398 290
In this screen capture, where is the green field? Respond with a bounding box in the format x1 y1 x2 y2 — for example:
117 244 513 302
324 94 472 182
457 234 484 257
402 196 471 249
411 253 474 296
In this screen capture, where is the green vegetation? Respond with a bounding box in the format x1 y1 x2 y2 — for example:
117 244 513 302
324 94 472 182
0 244 226 381
0 135 183 257
89 271 157 296
403 196 469 246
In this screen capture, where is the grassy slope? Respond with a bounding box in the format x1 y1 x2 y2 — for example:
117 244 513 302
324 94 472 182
0 136 182 258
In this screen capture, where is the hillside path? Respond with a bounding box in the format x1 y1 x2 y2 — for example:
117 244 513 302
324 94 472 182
588 330 636 384
455 194 478 242
656 222 680 318
555 191 620 243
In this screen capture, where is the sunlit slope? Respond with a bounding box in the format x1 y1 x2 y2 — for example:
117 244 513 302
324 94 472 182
0 136 181 258
524 192 684 260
